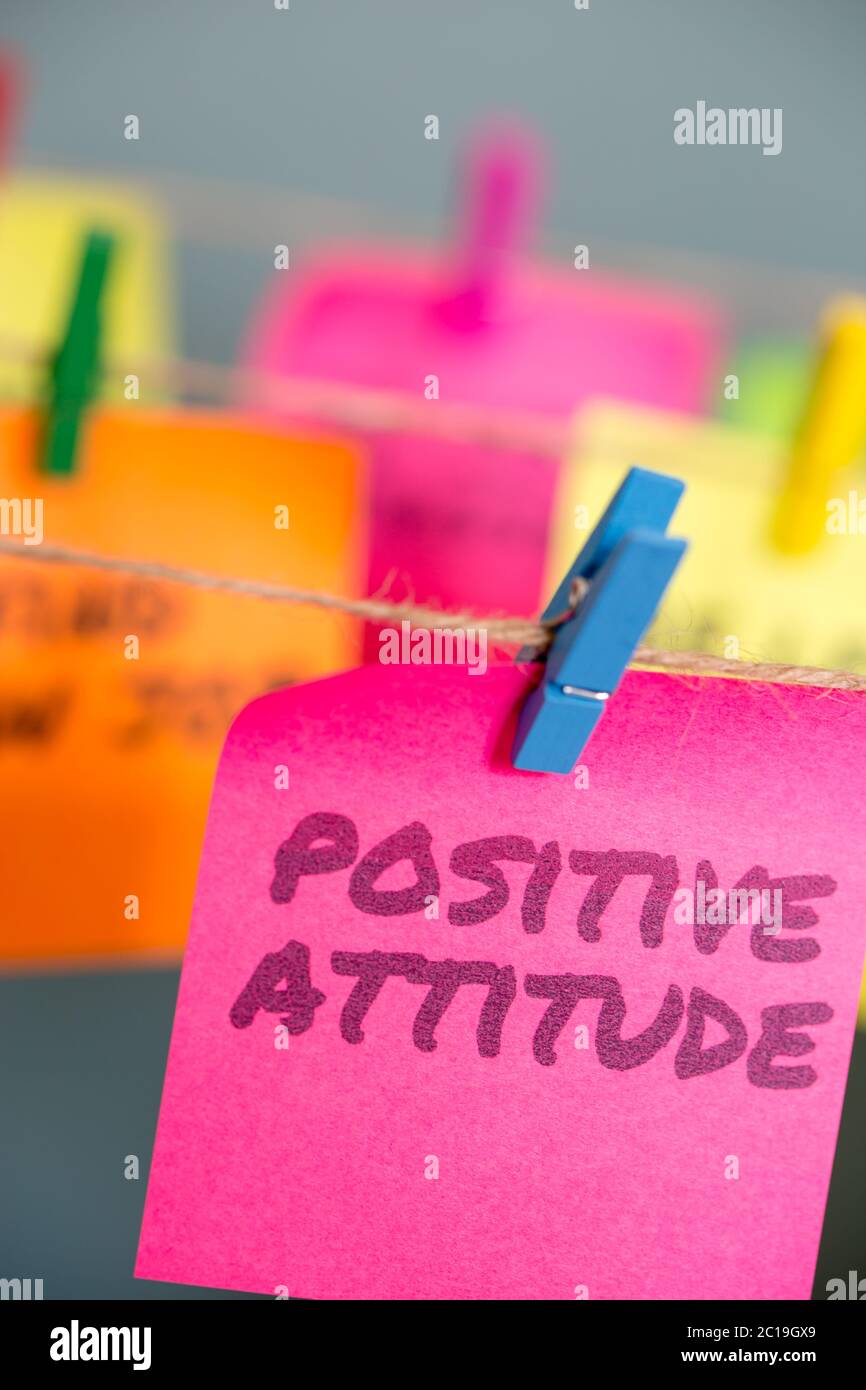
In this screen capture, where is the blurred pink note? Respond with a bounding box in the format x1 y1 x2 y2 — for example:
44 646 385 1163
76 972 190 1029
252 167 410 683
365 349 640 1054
242 127 723 651
137 664 866 1299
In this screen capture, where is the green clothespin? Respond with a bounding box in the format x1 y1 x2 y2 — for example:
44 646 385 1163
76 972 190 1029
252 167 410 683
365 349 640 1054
42 229 115 476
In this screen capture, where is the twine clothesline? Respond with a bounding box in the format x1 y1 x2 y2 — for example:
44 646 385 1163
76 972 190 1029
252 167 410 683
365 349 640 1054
1 536 865 692
0 336 863 691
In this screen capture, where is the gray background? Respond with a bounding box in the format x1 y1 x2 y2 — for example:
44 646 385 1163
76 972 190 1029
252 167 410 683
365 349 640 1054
6 0 866 360
1 0 864 1300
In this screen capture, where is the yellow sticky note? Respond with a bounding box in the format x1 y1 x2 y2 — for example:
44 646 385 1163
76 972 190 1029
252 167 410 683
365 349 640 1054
0 405 365 967
549 401 866 672
0 173 171 398
549 400 866 1023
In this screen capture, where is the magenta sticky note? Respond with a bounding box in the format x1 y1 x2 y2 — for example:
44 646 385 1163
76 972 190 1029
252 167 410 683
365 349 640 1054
242 128 723 649
137 662 866 1300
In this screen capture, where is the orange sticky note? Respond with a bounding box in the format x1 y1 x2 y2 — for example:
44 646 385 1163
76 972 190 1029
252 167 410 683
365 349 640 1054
0 406 365 967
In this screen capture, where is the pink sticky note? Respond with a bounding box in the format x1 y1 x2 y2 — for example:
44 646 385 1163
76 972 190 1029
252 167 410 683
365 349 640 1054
243 128 723 651
136 663 866 1300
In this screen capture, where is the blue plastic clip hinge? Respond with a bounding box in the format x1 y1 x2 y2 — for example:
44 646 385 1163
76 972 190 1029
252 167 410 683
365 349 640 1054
512 466 687 774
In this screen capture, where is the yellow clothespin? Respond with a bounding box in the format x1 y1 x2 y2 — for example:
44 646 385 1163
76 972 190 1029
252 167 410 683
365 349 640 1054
771 296 866 555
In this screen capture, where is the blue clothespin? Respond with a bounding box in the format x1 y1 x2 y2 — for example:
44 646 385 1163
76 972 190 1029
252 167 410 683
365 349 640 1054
513 466 687 773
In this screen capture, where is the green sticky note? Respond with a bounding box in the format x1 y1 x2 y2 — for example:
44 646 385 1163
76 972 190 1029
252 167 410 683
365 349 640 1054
720 338 813 437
